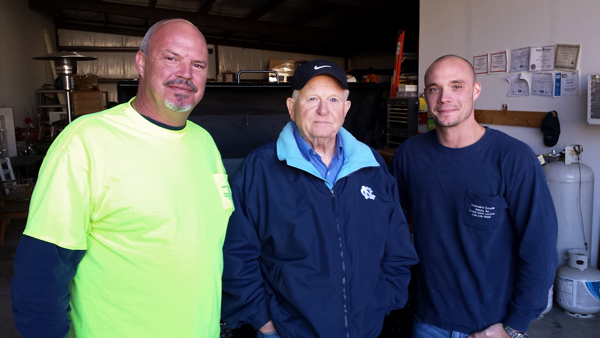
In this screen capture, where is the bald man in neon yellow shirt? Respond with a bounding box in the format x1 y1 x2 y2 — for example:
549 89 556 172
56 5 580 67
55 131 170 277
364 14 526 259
11 19 233 338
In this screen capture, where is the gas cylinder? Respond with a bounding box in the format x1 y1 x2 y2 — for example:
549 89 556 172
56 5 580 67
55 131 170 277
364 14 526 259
555 249 600 317
538 286 553 319
543 145 595 267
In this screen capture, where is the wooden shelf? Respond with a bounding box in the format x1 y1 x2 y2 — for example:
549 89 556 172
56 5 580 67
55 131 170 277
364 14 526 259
474 109 547 128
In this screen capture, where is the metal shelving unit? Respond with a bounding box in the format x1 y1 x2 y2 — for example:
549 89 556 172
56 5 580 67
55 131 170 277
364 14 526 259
37 89 67 124
386 97 419 148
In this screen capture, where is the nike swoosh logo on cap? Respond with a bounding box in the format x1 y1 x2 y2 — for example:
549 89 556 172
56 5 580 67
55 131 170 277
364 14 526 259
314 65 332 70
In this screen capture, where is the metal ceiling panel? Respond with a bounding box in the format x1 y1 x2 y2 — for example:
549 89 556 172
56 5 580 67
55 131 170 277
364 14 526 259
60 10 106 23
303 11 345 28
29 0 419 56
104 0 149 5
258 0 317 24
103 15 150 27
155 0 201 12
207 0 274 18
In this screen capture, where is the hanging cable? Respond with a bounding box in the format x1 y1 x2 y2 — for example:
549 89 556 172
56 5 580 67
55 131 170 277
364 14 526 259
576 147 589 252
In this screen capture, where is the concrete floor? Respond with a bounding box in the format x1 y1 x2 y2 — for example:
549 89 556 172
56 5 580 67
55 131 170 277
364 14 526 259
1 219 600 337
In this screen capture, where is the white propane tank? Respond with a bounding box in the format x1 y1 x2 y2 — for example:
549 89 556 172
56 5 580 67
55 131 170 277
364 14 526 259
539 286 553 319
543 145 595 267
555 249 600 317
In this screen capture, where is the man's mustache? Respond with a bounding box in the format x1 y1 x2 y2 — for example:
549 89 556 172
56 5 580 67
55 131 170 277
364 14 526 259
163 78 198 93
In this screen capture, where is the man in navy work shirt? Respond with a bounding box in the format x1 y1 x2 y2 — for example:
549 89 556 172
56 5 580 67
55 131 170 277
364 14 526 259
389 55 558 338
221 59 419 338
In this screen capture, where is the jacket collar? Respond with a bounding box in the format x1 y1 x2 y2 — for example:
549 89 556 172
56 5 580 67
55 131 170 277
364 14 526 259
276 121 379 183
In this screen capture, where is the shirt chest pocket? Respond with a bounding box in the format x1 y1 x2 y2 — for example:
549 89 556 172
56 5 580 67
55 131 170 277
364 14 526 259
463 191 508 230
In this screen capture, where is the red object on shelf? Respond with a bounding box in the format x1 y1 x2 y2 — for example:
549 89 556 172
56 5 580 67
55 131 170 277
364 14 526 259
362 74 381 83
418 112 428 125
390 30 406 97
15 128 40 144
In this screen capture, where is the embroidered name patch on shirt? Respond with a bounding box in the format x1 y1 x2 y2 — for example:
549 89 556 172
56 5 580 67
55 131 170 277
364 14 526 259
468 203 496 219
212 173 233 210
464 191 507 230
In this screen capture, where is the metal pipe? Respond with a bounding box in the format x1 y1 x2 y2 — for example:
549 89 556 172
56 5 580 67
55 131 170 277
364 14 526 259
237 70 280 84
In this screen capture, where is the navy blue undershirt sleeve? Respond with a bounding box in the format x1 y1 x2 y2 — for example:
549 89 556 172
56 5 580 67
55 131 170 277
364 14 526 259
11 235 86 338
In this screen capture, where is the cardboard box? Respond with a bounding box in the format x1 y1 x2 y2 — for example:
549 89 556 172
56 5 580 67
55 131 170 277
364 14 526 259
397 85 418 92
72 90 103 118
268 59 299 83
219 72 236 82
268 59 296 71
49 111 67 124
396 92 418 98
362 74 392 83
72 75 99 91
396 84 418 98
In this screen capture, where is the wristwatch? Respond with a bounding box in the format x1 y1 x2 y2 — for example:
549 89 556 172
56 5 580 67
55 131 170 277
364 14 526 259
504 325 529 338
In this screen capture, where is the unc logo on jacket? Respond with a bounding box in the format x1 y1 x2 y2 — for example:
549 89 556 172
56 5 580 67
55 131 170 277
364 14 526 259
361 186 376 200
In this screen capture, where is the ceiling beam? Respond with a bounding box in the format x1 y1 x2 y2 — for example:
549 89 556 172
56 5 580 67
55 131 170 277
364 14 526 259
52 9 65 21
291 3 334 25
203 37 353 57
198 0 220 14
245 0 286 20
57 45 215 54
58 46 140 53
146 0 158 28
315 0 401 10
56 22 148 38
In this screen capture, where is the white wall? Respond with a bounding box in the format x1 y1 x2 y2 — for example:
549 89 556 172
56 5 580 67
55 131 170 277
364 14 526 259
0 0 55 128
420 0 600 266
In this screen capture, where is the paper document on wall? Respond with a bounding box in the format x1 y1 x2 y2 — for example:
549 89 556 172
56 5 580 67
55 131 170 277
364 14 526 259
506 73 530 96
529 45 556 71
510 47 530 73
531 72 554 97
490 51 507 73
473 54 489 74
553 71 580 97
554 44 581 71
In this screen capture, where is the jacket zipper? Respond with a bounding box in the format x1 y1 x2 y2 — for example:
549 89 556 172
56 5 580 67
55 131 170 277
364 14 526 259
331 189 350 338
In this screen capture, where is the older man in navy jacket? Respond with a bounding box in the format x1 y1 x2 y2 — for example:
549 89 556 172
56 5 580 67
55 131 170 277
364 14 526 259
221 60 419 338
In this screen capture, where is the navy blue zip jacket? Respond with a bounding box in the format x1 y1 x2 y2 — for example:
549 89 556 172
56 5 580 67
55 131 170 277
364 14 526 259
221 122 419 338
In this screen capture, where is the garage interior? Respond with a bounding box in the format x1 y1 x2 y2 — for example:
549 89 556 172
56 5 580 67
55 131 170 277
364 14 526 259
1 1 600 337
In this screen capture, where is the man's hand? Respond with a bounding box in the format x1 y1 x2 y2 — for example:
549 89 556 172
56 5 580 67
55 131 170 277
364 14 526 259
467 323 511 338
259 320 276 334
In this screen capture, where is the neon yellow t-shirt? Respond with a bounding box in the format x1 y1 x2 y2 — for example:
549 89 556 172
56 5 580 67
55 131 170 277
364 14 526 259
24 99 233 337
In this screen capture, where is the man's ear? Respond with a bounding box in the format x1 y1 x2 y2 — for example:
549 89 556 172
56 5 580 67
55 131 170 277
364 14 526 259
473 82 481 102
135 51 146 78
343 100 351 119
286 97 296 121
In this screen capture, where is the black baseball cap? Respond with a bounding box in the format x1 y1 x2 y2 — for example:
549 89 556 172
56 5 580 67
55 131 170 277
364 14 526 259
541 110 560 147
291 59 349 91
